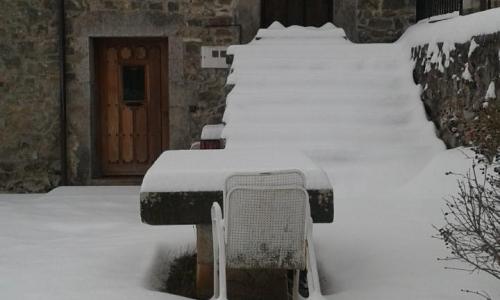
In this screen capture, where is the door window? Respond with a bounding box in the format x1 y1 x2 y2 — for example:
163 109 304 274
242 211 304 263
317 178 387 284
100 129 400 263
122 65 145 105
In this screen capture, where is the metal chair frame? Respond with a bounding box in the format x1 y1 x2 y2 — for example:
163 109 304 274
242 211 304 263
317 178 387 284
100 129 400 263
211 170 326 300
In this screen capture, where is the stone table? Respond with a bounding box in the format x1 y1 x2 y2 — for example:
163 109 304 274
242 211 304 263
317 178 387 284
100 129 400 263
140 149 334 299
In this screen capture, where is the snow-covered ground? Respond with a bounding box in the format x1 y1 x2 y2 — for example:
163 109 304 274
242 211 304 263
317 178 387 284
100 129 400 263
2 9 500 300
0 187 194 300
1 151 498 300
317 148 499 300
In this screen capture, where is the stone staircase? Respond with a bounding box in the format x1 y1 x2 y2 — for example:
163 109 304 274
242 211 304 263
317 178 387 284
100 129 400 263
222 23 444 195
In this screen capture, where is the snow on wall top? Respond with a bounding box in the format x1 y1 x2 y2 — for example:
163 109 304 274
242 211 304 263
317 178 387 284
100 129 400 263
400 8 500 46
256 22 345 39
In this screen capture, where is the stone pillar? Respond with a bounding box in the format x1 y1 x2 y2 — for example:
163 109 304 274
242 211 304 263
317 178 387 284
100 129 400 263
196 224 214 299
236 0 261 43
333 0 359 42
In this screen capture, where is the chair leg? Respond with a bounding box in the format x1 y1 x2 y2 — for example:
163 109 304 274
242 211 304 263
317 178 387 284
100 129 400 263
292 270 300 300
211 203 227 300
218 220 227 300
305 219 326 300
211 207 220 300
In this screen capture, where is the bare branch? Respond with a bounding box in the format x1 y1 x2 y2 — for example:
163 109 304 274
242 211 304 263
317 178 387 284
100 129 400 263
435 161 500 281
461 289 492 300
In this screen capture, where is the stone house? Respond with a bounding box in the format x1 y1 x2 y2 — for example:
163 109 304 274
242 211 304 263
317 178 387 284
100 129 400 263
1 0 498 192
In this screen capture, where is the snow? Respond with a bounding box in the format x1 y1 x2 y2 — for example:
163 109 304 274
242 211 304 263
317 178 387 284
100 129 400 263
422 11 460 23
462 63 473 81
442 42 455 68
140 149 331 193
220 16 499 299
403 9 500 83
0 187 194 300
468 38 479 57
425 43 443 73
201 124 225 140
317 148 499 300
224 23 444 196
3 152 499 299
400 8 500 46
4 9 500 300
486 81 497 99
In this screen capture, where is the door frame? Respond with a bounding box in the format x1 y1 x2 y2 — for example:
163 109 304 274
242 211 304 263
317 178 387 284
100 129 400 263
91 37 169 178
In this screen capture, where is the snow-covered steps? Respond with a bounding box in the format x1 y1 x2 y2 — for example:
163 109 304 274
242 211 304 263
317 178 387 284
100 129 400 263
230 57 406 73
222 23 445 192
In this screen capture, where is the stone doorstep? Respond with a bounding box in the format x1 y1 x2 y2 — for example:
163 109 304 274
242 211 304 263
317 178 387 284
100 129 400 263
90 176 143 186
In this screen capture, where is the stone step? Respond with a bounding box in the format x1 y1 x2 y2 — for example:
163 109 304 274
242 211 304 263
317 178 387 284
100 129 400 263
90 176 143 186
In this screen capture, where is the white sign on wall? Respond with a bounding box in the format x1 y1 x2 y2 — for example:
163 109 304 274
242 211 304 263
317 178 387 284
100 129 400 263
201 46 230 69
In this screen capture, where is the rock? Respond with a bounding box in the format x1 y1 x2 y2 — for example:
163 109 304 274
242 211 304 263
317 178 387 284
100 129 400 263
412 31 500 149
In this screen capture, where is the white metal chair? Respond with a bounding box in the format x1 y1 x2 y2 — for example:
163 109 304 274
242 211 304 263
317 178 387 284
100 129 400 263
211 170 325 300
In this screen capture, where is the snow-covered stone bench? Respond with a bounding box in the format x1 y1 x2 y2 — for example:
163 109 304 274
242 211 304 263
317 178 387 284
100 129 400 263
140 149 333 225
139 149 333 299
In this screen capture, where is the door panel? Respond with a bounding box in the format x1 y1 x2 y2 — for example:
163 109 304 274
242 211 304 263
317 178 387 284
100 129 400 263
135 107 148 163
287 0 305 26
120 106 134 163
147 46 164 163
95 38 168 176
261 0 333 28
305 0 332 27
262 0 288 27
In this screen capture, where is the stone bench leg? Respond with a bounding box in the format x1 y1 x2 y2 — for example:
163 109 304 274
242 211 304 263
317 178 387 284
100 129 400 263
195 224 290 300
196 224 214 299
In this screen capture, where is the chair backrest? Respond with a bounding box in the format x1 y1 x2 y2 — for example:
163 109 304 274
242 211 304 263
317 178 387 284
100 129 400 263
225 185 308 270
224 170 306 217
225 170 306 192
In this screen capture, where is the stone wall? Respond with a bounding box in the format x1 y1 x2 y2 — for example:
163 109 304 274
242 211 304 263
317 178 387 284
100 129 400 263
463 0 500 14
236 0 260 44
333 0 358 41
356 0 416 43
0 1 61 192
412 32 500 149
0 0 240 191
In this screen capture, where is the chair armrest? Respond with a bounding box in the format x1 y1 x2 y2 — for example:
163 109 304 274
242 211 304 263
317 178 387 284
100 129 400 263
202 124 225 140
190 124 225 150
201 124 225 150
190 141 201 150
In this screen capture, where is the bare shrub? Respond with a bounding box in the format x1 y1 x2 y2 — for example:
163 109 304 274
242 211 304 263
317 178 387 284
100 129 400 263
436 161 500 280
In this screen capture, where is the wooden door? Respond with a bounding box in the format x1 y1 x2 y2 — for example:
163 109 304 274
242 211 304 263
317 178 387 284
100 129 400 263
261 0 333 28
95 38 168 176
305 0 333 27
